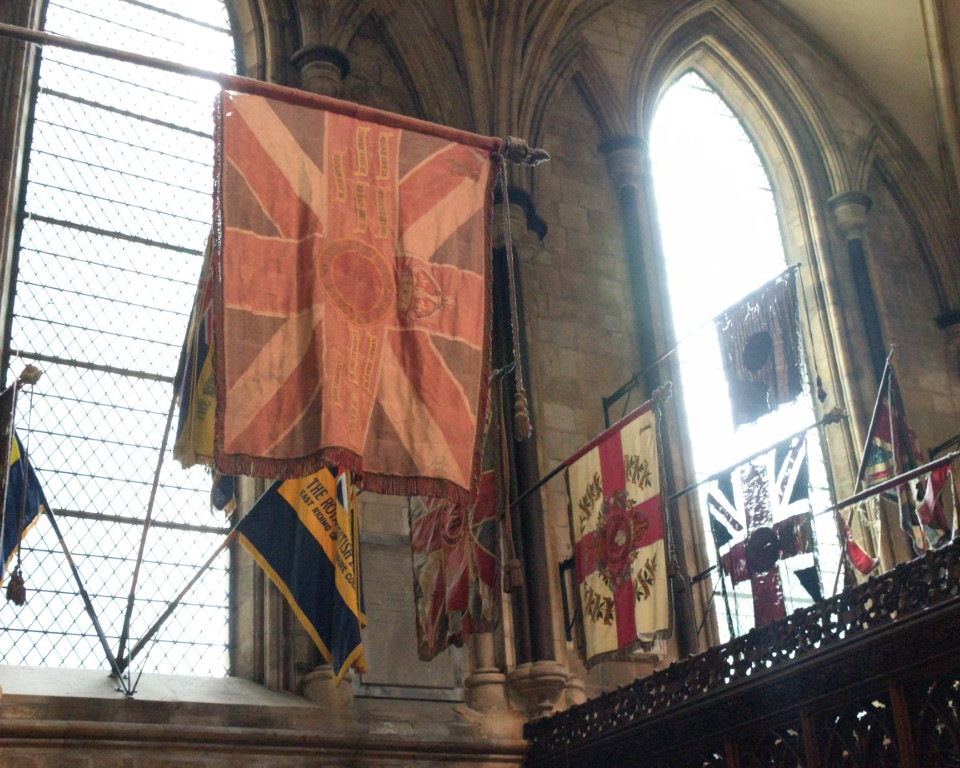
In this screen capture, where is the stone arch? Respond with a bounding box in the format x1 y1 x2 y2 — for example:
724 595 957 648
227 0 300 84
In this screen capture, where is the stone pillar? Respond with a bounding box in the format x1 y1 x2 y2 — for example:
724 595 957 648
290 45 349 97
464 632 507 711
493 192 567 717
600 137 660 396
827 191 887 384
599 136 698 659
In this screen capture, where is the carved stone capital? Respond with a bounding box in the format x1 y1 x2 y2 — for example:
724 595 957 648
599 135 647 191
509 660 569 719
827 190 873 242
291 45 350 97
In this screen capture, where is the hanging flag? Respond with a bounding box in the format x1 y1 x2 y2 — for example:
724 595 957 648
838 510 879 575
794 565 823 602
236 466 366 684
1 434 48 589
213 89 502 505
716 269 803 427
715 438 818 628
409 392 501 661
861 363 926 552
173 238 217 469
567 402 670 666
916 465 953 547
210 473 236 515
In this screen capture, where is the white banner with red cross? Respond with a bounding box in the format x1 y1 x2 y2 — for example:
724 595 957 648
566 403 670 665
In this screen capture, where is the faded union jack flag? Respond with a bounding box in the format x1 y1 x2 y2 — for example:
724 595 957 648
213 90 501 503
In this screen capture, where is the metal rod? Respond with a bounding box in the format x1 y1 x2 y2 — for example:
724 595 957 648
509 403 655 510
116 388 177 669
41 504 128 692
833 350 890 595
118 530 236 677
666 408 846 505
825 451 959 516
0 22 502 154
852 350 893 494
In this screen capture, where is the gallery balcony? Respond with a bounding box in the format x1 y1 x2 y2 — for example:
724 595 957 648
524 539 960 768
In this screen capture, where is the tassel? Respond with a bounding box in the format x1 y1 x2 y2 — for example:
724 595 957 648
504 557 524 593
514 387 532 441
6 567 26 606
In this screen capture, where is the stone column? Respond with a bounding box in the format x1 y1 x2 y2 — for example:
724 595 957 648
599 136 698 658
600 137 660 396
290 45 349 98
827 191 887 384
493 192 568 718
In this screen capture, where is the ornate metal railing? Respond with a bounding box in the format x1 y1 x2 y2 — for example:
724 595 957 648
525 540 960 767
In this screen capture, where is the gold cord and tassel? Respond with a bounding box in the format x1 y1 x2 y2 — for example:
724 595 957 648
5 567 25 606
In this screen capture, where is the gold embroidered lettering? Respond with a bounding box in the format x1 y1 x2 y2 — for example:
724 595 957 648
333 152 347 201
348 328 361 384
362 334 379 392
354 184 368 233
355 126 370 176
377 133 391 179
376 187 389 239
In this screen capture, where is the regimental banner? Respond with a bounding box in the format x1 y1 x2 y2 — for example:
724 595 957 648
567 403 670 666
716 269 802 427
213 90 501 505
1 434 48 589
173 238 217 469
859 362 941 556
409 394 501 661
710 438 819 628
236 466 366 685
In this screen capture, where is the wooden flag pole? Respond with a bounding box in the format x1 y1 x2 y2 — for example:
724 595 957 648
117 529 238 679
832 348 893 595
116 388 178 672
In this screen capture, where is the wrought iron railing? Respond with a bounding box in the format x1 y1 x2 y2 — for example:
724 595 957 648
525 540 960 767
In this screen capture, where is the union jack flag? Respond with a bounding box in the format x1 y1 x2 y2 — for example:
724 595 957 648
708 438 819 628
213 90 501 503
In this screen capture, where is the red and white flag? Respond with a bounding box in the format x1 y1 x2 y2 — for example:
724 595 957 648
567 403 670 665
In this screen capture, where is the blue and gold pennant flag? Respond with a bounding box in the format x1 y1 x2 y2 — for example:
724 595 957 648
2 434 48 588
236 467 366 684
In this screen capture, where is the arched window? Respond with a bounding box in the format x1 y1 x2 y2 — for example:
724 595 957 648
0 0 236 675
650 72 840 642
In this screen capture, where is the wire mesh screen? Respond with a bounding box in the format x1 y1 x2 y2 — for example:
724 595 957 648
0 0 236 676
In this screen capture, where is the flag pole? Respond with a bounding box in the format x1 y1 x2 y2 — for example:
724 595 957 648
509 383 674 510
666 407 845 505
117 529 238 678
41 503 129 690
602 264 801 425
851 349 893 494
116 388 178 672
828 449 960 592
0 22 502 155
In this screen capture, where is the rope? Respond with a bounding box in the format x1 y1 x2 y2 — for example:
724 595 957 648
498 160 532 440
